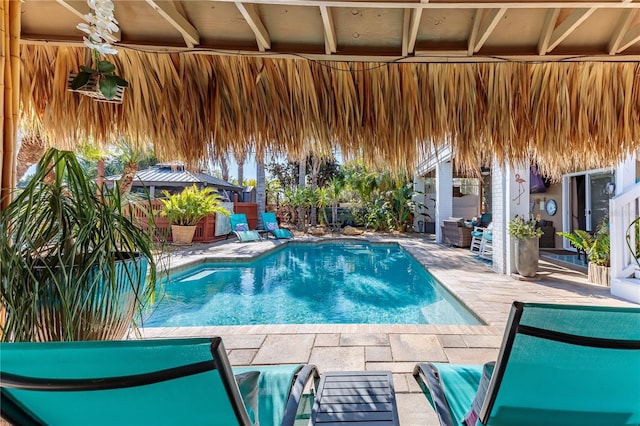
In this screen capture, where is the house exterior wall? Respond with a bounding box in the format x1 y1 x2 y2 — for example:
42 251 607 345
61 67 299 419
435 161 453 244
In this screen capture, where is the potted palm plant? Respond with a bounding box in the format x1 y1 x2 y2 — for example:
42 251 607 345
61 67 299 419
160 185 230 244
0 148 158 342
508 214 543 277
558 219 610 286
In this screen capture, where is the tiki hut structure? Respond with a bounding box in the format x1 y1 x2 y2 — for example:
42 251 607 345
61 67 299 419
3 1 640 194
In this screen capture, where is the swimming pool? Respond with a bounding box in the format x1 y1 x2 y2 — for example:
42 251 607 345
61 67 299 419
143 241 481 326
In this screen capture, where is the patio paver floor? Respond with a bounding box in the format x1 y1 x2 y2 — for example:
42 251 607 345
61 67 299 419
136 233 636 425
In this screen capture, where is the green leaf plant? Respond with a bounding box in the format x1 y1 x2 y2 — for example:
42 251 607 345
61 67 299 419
0 148 159 342
71 56 129 101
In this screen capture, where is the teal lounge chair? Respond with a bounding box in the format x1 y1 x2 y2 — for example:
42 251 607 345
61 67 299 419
230 213 261 242
261 212 293 239
0 337 318 426
413 302 640 426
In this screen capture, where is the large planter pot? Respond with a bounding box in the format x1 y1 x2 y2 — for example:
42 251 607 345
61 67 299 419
171 225 197 244
588 263 610 287
32 253 148 341
515 237 539 277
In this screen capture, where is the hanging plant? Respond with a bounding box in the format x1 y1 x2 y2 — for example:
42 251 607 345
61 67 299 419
68 0 128 102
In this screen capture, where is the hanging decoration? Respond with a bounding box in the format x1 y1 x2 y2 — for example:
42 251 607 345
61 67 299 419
68 0 128 103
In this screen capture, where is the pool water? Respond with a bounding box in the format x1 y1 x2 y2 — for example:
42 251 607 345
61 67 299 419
143 242 481 326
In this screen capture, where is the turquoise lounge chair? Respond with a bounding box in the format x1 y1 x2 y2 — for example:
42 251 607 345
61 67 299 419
230 213 261 242
413 302 640 426
0 337 318 426
261 212 293 239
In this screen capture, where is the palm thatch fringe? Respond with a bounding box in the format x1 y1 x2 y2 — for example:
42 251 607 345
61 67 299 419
20 45 640 178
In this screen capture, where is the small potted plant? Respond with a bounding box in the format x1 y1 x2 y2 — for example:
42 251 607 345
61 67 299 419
508 214 543 277
558 219 610 286
160 185 230 244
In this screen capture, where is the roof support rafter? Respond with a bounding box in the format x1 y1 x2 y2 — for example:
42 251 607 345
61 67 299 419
617 24 640 53
405 6 424 55
608 10 639 54
467 9 482 55
538 8 560 55
146 0 200 48
57 0 121 41
235 2 271 51
319 5 337 54
546 8 596 52
473 8 506 53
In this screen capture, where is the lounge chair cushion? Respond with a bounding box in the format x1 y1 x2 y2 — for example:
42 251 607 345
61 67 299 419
235 371 260 425
235 222 249 231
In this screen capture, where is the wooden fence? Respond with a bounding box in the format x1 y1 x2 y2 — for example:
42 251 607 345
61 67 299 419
130 201 258 243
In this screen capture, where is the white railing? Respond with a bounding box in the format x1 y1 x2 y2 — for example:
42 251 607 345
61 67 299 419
610 181 640 304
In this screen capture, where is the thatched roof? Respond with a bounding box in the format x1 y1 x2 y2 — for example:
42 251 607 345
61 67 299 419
20 45 640 177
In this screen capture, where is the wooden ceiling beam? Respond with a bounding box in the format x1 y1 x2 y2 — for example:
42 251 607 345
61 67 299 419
19 35 640 62
538 8 560 55
205 0 640 10
235 2 271 51
473 8 506 53
146 0 200 48
608 10 638 54
320 5 337 54
545 8 597 52
57 0 121 41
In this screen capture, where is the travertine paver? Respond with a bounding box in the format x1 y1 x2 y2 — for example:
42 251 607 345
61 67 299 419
366 346 393 362
396 393 440 425
313 333 340 346
228 349 257 365
220 334 266 349
389 334 448 362
140 234 638 425
462 334 503 348
252 334 314 364
309 346 365 371
340 333 389 346
443 347 500 364
438 334 467 348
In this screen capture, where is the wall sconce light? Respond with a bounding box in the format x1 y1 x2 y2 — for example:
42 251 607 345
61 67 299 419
605 182 616 197
539 198 546 211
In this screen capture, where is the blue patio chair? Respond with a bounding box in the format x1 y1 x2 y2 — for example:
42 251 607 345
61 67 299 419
261 212 293 239
413 301 640 426
0 337 318 426
230 213 261 242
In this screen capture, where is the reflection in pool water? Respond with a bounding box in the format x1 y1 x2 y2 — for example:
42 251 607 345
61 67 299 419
144 242 481 326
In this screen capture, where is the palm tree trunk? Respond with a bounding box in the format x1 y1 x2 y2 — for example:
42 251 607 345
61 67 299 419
298 156 306 229
220 156 229 182
119 162 138 195
256 152 266 230
310 156 319 226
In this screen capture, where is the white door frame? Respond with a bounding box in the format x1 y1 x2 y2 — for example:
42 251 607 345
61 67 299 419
561 167 615 250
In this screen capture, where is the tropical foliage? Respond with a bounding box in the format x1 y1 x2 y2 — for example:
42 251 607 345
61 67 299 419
0 148 158 342
508 214 544 240
558 219 610 267
160 185 229 226
626 216 640 269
